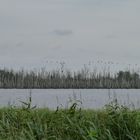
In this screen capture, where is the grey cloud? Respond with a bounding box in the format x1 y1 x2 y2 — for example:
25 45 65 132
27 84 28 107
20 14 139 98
104 34 118 39
52 29 73 36
16 41 24 47
0 0 140 70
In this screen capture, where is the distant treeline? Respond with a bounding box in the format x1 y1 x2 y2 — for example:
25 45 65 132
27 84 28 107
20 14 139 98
0 68 140 88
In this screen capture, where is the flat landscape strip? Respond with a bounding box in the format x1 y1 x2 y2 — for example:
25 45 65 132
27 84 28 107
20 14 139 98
0 69 140 88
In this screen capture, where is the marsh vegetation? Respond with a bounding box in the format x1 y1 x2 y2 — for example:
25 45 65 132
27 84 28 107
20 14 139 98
0 102 140 140
0 66 140 88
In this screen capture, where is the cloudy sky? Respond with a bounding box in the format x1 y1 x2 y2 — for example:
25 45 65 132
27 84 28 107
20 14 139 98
0 0 140 70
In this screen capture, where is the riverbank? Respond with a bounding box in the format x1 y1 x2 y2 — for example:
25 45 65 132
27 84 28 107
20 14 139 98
0 103 140 140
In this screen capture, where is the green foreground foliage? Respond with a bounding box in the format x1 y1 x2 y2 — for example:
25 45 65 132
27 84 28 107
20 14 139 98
0 103 140 140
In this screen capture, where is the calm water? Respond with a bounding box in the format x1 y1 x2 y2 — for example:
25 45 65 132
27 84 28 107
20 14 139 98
0 89 140 109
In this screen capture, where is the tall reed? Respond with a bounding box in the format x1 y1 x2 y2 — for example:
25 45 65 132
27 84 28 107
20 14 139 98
0 66 139 88
0 102 139 140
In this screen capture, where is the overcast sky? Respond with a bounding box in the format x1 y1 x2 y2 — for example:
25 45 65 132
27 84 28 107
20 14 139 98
0 0 140 71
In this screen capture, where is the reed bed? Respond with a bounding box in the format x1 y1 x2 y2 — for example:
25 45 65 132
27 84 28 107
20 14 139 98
0 102 139 140
0 67 139 88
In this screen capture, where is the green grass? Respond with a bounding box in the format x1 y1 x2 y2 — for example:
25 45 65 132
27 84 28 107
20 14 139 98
0 103 140 140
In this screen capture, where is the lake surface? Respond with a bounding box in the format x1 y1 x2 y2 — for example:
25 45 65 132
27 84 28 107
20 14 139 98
0 89 140 109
